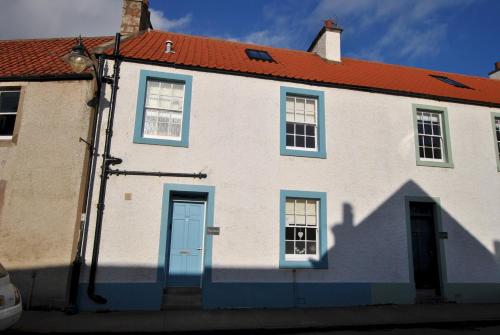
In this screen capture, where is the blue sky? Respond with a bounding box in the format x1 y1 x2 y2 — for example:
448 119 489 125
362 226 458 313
149 0 500 77
0 0 498 77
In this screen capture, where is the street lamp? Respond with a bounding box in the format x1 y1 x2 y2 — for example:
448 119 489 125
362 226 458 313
63 35 95 74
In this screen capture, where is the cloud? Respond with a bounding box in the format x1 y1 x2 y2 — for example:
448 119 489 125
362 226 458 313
0 0 122 39
307 0 476 61
149 10 192 31
0 0 193 40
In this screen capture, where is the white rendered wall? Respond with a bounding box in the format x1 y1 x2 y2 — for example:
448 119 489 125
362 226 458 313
82 60 500 286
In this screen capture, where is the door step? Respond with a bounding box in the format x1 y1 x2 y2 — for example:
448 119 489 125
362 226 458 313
161 287 202 310
415 289 447 304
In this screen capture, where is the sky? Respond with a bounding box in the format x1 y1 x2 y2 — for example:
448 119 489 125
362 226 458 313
0 0 499 77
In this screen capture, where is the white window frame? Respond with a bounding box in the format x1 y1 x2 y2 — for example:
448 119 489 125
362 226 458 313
285 95 318 152
416 110 445 163
0 89 20 140
142 79 186 141
284 198 320 262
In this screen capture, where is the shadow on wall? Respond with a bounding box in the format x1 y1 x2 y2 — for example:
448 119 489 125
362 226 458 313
6 180 500 310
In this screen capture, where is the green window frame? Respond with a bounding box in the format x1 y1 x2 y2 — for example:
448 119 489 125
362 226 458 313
412 104 454 168
492 112 500 172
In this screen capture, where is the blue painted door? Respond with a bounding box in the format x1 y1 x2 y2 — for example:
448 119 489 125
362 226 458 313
168 201 205 287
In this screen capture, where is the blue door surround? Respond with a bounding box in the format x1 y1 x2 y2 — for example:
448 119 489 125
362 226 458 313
158 184 216 291
167 201 205 287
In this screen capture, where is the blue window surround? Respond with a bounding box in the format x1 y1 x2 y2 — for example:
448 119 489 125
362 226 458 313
279 190 328 269
133 70 193 147
280 86 327 158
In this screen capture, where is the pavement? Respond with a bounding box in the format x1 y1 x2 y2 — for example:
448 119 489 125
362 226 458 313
7 303 500 333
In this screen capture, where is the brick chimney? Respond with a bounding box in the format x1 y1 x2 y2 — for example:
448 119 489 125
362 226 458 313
307 19 342 62
489 62 500 80
120 0 153 35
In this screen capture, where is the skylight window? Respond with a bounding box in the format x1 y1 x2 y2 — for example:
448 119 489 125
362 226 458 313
430 75 470 89
245 49 274 62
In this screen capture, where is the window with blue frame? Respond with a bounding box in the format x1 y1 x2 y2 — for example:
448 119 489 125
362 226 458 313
280 87 326 158
134 70 193 147
280 190 328 269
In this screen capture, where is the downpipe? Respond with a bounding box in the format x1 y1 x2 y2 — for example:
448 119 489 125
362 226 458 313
87 33 122 304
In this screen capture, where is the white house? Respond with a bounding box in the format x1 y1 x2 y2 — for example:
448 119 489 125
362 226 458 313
78 4 500 311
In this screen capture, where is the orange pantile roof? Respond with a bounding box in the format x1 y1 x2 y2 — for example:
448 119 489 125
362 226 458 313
109 30 500 107
0 36 113 80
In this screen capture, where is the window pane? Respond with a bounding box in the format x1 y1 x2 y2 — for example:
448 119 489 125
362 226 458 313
424 136 432 147
418 135 423 146
286 112 294 122
0 92 20 114
419 147 424 158
306 215 317 226
306 228 316 241
286 97 294 113
432 125 441 136
285 241 294 254
295 200 306 214
286 135 294 147
306 201 316 215
295 215 305 225
286 227 294 240
306 136 315 148
285 200 294 214
172 83 184 97
424 147 433 158
306 125 315 136
0 114 16 136
424 124 431 134
432 137 441 148
286 214 295 225
295 227 305 240
417 124 423 134
306 242 316 255
295 98 305 111
295 241 305 254
434 148 442 160
286 123 294 134
295 124 304 135
296 135 305 147
305 99 315 112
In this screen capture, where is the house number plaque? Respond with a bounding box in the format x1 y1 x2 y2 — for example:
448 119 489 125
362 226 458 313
206 227 220 235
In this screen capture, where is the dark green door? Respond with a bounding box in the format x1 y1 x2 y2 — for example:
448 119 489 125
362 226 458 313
410 202 440 295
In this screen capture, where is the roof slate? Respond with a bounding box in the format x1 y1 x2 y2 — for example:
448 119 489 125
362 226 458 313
0 36 113 80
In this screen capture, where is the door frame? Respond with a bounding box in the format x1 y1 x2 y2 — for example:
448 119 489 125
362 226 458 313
404 196 448 299
157 184 216 290
166 200 207 287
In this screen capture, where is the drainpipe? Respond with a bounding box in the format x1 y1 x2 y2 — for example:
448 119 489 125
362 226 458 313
66 55 106 313
87 33 122 304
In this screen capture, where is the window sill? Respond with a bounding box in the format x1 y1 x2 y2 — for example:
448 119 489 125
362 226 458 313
133 136 188 147
416 160 454 168
0 137 16 147
279 258 327 269
281 147 326 159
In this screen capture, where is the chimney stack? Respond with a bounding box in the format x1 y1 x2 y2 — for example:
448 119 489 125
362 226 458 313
489 62 500 80
120 0 153 35
307 19 342 62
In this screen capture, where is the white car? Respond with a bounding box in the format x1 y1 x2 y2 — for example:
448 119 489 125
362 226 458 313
0 263 22 330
